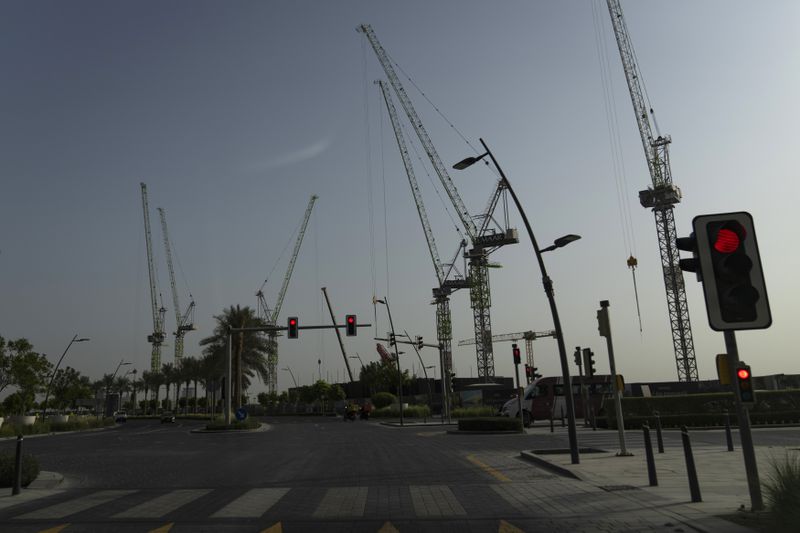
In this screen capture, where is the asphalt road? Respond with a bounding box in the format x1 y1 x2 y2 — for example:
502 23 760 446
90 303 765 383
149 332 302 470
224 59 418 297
0 417 796 532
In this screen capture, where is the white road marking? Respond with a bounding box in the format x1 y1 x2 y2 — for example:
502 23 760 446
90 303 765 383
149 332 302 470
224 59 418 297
113 489 211 518
211 488 289 518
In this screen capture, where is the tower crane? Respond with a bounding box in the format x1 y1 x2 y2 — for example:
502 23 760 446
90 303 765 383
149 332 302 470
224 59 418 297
605 0 697 381
158 207 196 368
140 183 167 372
377 80 469 399
257 195 317 395
458 330 556 380
361 24 518 380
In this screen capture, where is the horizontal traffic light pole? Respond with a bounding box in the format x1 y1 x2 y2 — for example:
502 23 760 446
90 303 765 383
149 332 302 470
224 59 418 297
228 324 371 333
374 336 442 350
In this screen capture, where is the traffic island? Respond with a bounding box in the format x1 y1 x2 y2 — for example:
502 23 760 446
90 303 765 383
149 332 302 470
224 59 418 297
447 417 524 434
191 419 268 433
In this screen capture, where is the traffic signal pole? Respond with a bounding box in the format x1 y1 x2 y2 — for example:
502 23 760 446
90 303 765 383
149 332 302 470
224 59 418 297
723 330 763 511
598 301 630 456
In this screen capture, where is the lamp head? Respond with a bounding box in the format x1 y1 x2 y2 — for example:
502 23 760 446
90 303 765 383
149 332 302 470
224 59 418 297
453 151 489 170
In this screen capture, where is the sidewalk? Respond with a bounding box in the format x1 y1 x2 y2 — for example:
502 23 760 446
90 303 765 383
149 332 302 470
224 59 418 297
523 437 794 531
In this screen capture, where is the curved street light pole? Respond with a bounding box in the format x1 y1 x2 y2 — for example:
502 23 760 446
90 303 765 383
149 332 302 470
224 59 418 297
376 298 403 426
454 138 580 464
42 335 90 417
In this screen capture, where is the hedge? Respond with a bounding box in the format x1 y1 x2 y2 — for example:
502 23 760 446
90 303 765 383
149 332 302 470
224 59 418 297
0 417 115 438
371 405 430 418
457 417 522 432
0 452 40 488
452 407 497 418
205 418 261 431
371 392 397 409
601 389 800 429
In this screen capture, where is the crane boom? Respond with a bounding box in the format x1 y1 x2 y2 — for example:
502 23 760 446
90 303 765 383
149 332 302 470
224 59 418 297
378 80 444 284
605 0 697 381
158 207 194 366
321 287 355 382
141 183 166 371
359 24 478 240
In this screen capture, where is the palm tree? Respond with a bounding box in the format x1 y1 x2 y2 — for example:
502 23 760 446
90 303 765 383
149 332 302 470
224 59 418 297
180 357 200 413
200 352 223 416
150 371 164 414
161 363 177 411
199 305 270 410
114 375 130 410
141 371 153 414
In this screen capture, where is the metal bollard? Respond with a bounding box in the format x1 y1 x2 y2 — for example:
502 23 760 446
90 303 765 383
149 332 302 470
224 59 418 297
642 423 658 486
681 425 702 502
654 411 664 453
549 415 554 433
724 410 734 452
560 406 565 427
12 435 23 495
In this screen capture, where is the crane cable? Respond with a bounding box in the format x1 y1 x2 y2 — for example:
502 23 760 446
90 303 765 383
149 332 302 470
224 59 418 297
363 37 380 339
591 0 642 332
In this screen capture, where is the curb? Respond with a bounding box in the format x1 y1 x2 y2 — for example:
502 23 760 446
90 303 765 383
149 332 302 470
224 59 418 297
447 429 525 435
190 422 270 434
519 450 583 480
26 471 64 490
0 424 118 442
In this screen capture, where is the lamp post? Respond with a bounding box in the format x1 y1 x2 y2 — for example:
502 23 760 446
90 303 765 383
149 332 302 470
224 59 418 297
454 138 581 464
42 335 90 418
375 297 404 426
106 359 131 417
349 354 365 371
282 367 298 388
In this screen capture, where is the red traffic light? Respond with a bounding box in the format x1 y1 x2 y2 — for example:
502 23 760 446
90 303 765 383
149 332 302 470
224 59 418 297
714 228 742 254
347 316 354 324
737 368 750 380
289 318 297 326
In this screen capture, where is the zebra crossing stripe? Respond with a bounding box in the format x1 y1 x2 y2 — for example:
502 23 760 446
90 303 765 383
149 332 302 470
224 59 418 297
409 485 466 517
113 489 212 518
312 487 368 518
211 488 289 518
16 490 136 519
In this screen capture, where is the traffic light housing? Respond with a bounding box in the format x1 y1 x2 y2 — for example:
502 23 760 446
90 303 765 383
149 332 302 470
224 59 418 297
345 315 357 336
524 364 532 381
287 317 298 339
512 343 521 365
449 372 456 393
582 348 596 378
389 333 396 346
681 212 771 331
735 364 755 405
416 336 424 350
532 367 541 380
597 306 610 338
574 346 582 367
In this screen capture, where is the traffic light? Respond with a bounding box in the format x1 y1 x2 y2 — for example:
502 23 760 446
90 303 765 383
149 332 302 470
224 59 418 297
524 364 532 381
582 348 596 378
449 372 456 393
287 317 298 339
574 346 582 367
416 336 424 350
683 212 771 331
532 367 541 380
345 314 357 336
735 364 755 405
389 332 396 346
597 303 610 338
512 343 521 365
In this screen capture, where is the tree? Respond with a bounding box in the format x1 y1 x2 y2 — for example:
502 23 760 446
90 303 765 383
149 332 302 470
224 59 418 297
359 361 410 396
161 363 177 411
50 367 92 410
199 305 270 410
0 337 52 414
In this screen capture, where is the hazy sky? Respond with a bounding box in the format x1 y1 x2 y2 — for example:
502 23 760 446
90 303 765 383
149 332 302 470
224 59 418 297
2 0 798 394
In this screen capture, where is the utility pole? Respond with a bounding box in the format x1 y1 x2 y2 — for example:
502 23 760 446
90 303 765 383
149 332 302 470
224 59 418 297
598 300 630 456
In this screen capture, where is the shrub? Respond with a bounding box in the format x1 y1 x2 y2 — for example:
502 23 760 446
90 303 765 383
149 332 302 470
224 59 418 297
764 452 800 532
205 418 260 431
0 452 40 488
371 392 397 409
458 417 522 432
452 406 496 418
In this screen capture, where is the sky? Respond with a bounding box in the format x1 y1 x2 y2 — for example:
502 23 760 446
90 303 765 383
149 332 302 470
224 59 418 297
1 0 798 395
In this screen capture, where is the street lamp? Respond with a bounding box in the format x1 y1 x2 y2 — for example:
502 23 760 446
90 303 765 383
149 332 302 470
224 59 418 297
375 297 404 426
106 359 131 417
454 138 582 464
349 354 365 371
42 335 90 418
282 367 298 388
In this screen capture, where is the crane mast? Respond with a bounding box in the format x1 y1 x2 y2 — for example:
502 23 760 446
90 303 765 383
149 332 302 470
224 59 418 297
141 183 166 372
158 207 195 367
361 24 519 380
257 195 317 394
605 0 697 381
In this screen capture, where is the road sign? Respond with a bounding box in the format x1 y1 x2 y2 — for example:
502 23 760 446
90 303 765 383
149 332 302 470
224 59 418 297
235 407 248 421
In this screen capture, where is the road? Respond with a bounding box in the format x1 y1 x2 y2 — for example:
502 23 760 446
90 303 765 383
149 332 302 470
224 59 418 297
0 417 794 532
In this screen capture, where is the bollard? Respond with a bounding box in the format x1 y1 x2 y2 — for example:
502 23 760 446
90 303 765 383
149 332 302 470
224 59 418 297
681 425 702 502
560 406 565 428
12 435 23 496
654 411 664 454
642 423 658 486
549 414 554 433
724 410 734 452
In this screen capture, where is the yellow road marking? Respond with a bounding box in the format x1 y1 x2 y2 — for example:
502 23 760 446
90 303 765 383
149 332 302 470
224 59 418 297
466 454 512 482
261 522 283 533
37 525 70 533
499 519 525 533
147 523 173 533
378 521 399 533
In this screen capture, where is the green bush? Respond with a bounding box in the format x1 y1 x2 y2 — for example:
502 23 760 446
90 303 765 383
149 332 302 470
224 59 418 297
764 452 800 532
0 452 40 488
371 392 397 409
371 405 430 418
452 406 496 418
0 417 116 438
458 417 522 432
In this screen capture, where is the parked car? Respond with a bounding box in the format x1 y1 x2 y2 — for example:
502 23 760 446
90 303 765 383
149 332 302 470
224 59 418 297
114 411 128 423
160 411 175 423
